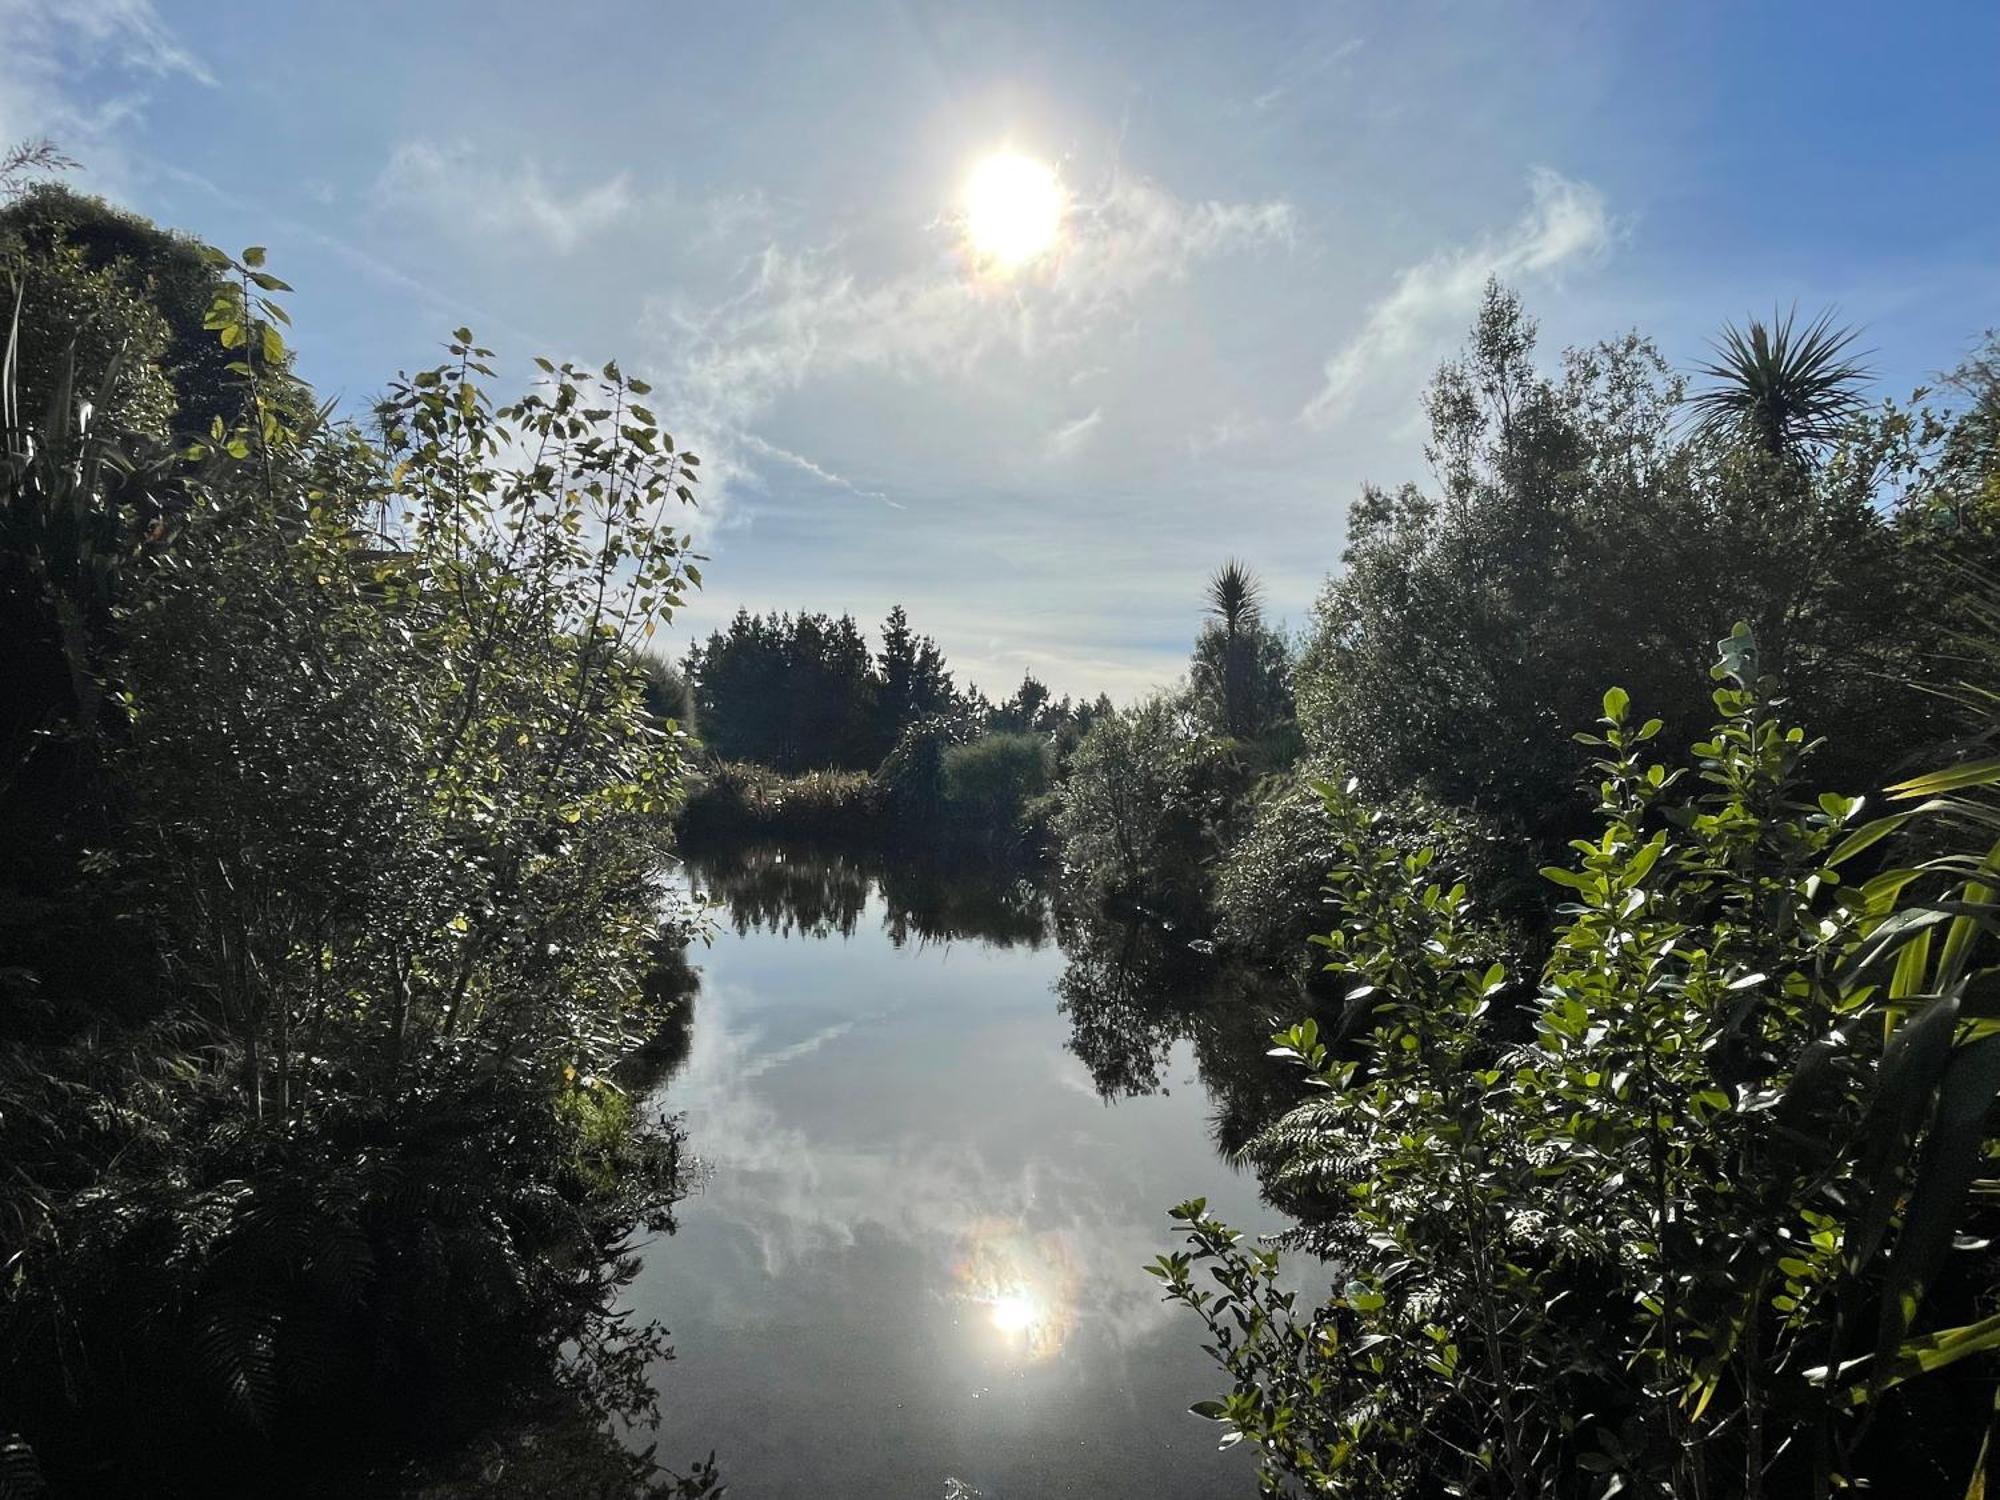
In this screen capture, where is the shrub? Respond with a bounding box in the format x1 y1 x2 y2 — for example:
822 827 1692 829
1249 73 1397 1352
1157 642 2000 1499
1053 695 1247 924
940 732 1051 860
677 761 884 844
1212 761 1522 978
0 235 714 1495
877 713 961 831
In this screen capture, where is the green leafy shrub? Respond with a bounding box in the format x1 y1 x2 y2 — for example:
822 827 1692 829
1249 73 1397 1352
877 712 961 831
0 230 716 1495
1212 761 1521 979
1157 637 2000 1499
940 732 1052 860
1054 694 1249 924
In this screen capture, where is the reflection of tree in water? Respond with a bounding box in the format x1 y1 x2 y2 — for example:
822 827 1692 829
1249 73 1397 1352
1053 907 1304 1157
1054 909 1201 1098
875 860 1051 950
680 841 1052 949
683 842 874 939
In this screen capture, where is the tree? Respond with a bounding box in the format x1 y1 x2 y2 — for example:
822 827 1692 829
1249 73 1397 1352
1296 283 1931 863
0 184 280 439
686 606 967 771
1054 694 1240 921
872 603 957 758
1190 560 1292 740
0 228 716 1494
990 670 1056 735
1689 306 1873 462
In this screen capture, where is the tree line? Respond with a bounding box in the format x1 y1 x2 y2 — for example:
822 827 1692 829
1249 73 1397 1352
679 603 1110 772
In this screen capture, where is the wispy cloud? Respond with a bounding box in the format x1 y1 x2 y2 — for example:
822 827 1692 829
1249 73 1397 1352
4 0 212 84
0 0 209 177
643 166 1293 514
372 140 636 255
1301 167 1613 426
736 430 904 510
1187 411 1271 456
1046 407 1103 457
1249 34 1363 113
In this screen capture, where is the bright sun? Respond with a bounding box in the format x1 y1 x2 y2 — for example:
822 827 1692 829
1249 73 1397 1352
963 152 1064 272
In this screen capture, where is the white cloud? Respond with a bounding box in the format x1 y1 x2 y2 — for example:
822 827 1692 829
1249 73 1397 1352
1046 407 1102 456
1187 411 1270 456
0 0 208 179
735 429 903 509
1301 167 1613 426
642 166 1293 515
373 140 636 255
1053 175 1294 316
695 186 783 251
1249 34 1363 113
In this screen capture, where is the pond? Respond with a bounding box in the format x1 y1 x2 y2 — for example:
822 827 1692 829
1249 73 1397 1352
624 845 1296 1498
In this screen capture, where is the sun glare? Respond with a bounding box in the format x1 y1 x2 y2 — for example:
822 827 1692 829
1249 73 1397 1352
962 152 1064 273
987 1290 1037 1335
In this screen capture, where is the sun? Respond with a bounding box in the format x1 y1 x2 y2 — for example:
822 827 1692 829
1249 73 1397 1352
962 152 1064 273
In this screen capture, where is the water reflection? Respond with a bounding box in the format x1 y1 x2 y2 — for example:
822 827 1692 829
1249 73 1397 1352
953 1217 1080 1360
630 845 1288 1497
681 840 1053 949
1054 907 1303 1161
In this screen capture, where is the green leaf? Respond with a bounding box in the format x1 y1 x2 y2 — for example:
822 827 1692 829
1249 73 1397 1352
1849 989 1961 1274
241 245 267 267
1876 1033 2000 1369
1828 812 1911 868
1888 758 2000 800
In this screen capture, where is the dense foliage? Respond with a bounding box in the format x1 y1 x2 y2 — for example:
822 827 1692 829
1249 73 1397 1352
1298 283 1932 857
1158 639 2000 1497
683 603 1101 773
1 193 717 1496
1056 285 1998 997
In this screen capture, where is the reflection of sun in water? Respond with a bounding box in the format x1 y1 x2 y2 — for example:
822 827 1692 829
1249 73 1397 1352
987 1289 1036 1335
953 1224 1076 1361
962 152 1064 274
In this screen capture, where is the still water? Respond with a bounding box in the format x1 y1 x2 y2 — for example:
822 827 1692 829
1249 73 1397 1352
627 846 1287 1498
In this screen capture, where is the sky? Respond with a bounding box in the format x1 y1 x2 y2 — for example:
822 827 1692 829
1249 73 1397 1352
6 0 1999 701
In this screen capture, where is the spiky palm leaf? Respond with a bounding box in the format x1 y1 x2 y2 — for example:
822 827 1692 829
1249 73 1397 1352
1203 559 1263 637
1688 306 1873 459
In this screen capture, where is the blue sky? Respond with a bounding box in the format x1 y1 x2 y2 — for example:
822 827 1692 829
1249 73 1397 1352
8 1 1998 698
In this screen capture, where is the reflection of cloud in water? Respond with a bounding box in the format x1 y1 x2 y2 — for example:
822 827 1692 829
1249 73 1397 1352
734 1016 859 1085
661 986 1190 1350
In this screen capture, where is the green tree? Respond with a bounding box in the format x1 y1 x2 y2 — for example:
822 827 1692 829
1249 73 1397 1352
0 230 716 1496
0 184 278 439
1190 561 1291 743
873 603 957 756
1296 282 1931 864
1690 307 1873 463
